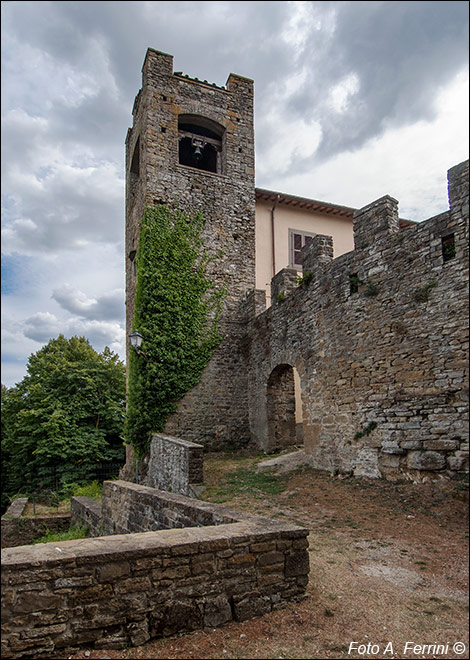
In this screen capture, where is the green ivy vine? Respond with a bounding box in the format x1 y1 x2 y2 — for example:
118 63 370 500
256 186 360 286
125 204 226 458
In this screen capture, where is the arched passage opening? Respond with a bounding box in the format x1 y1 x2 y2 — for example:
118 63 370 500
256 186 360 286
266 364 303 453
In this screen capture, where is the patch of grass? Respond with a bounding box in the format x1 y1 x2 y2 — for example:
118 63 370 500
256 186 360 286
32 523 89 544
70 480 103 500
23 498 71 517
204 466 288 503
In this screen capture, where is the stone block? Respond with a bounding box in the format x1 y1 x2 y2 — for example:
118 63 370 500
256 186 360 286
285 551 309 578
301 234 333 274
446 452 469 471
407 451 446 471
353 195 399 250
422 439 459 451
256 551 284 567
202 595 232 628
160 600 202 636
232 591 272 622
400 440 423 450
13 593 65 615
270 268 299 302
381 441 406 455
378 454 400 468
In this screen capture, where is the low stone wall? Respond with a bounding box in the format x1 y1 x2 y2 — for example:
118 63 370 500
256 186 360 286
3 498 28 518
1 498 71 549
100 480 236 535
2 484 309 658
70 497 103 537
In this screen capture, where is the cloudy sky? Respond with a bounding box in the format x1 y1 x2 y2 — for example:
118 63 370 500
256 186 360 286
2 1 469 388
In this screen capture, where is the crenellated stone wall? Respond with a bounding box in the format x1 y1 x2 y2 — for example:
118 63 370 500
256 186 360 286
124 46 468 483
246 160 469 480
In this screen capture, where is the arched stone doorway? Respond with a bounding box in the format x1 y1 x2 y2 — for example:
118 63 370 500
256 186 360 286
266 364 300 452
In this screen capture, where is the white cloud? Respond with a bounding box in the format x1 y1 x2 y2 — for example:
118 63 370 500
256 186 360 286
262 70 469 219
52 285 124 322
328 73 360 114
23 312 61 343
2 153 124 255
1 0 468 389
22 312 124 358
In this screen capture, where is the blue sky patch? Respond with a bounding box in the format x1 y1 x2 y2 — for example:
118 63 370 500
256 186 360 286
1 254 32 296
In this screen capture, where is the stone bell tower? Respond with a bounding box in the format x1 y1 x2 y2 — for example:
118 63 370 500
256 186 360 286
125 48 256 449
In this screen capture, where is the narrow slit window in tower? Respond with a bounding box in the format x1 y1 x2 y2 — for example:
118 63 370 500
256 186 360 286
442 234 456 263
129 137 140 198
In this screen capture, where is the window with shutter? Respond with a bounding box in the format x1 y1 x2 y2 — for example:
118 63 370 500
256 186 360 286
289 230 315 268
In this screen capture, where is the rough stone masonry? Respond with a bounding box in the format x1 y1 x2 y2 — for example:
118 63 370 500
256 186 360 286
247 160 469 480
2 482 309 658
125 48 468 481
126 48 256 451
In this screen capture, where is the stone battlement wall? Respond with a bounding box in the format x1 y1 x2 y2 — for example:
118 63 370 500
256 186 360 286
124 46 468 477
246 160 469 480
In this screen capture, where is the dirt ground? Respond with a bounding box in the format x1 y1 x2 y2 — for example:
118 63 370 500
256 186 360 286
23 500 71 517
68 452 469 660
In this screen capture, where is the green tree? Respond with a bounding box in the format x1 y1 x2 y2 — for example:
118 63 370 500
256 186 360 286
1 384 15 511
126 205 225 457
1 336 126 500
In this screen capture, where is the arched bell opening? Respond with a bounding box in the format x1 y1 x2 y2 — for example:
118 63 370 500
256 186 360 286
178 114 224 174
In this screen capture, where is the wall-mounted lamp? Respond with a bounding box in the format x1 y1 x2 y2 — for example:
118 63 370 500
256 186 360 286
129 330 149 360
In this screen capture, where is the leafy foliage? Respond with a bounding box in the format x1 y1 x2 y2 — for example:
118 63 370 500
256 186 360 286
32 523 90 545
1 336 126 503
296 271 313 287
353 421 378 441
126 205 225 457
68 480 103 500
413 280 438 303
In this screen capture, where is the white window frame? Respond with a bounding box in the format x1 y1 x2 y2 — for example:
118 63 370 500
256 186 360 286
289 229 316 269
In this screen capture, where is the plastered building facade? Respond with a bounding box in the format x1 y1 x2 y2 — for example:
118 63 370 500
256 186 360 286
126 48 469 480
